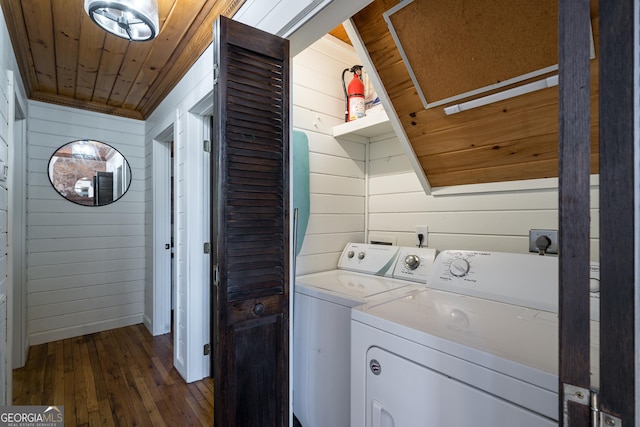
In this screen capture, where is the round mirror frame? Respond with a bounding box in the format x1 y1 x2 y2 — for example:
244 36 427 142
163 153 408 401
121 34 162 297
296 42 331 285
48 140 132 207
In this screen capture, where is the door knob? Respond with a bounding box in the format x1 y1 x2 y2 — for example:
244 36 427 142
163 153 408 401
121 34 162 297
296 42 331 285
253 303 265 316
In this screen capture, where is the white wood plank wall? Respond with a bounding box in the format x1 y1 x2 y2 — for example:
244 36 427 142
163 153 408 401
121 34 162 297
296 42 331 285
368 132 600 259
293 36 366 275
26 102 146 345
294 35 600 270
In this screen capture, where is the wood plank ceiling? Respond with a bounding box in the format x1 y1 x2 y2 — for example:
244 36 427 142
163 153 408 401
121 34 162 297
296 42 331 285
1 0 600 188
0 0 246 120
349 0 600 188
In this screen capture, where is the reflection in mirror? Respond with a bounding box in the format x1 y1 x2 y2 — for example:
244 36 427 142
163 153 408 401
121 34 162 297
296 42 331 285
74 177 93 198
48 140 132 206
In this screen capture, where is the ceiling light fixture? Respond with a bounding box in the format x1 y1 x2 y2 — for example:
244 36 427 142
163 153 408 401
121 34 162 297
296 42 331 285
443 75 559 115
84 0 160 42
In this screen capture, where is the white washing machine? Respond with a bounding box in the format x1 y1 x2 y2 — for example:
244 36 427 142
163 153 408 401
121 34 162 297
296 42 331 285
351 250 600 427
293 243 438 427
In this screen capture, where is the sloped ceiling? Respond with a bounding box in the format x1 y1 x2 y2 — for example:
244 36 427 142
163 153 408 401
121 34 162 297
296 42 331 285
350 0 600 188
2 0 601 189
0 0 246 120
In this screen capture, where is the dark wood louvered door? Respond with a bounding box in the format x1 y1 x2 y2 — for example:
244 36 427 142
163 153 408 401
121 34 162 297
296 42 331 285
211 16 290 427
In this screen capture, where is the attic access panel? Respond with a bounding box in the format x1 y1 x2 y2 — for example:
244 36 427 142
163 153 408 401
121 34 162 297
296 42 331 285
384 0 559 109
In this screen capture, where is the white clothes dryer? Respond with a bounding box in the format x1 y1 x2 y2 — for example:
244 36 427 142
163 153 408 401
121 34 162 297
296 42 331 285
351 250 600 427
293 243 438 427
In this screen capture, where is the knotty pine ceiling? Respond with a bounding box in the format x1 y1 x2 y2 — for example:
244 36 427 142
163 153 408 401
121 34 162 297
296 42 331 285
2 0 600 188
0 0 246 120
348 0 600 188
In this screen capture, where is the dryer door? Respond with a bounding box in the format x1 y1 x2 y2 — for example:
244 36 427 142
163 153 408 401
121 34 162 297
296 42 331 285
365 347 555 427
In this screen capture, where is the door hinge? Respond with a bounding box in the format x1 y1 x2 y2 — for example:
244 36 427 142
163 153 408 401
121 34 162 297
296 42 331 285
203 343 210 355
203 139 211 153
563 384 622 427
204 242 211 254
213 64 219 85
213 265 219 287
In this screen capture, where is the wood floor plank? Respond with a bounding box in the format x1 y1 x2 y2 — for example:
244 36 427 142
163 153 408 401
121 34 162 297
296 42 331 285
23 343 46 405
72 337 90 426
79 337 100 414
196 380 214 408
52 340 65 405
13 324 214 427
42 348 56 405
152 355 174 386
98 398 116 427
131 364 167 427
186 395 212 426
63 338 77 424
87 334 109 403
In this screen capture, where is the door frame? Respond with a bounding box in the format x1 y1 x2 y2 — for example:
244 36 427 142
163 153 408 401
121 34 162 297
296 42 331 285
150 126 173 337
7 70 28 376
150 96 213 382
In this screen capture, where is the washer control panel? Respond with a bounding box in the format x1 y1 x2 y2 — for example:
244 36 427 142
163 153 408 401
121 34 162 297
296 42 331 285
393 246 438 283
430 251 601 320
338 243 402 277
429 250 559 313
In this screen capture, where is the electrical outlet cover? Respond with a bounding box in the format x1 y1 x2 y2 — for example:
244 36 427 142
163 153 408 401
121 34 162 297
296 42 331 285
529 229 558 254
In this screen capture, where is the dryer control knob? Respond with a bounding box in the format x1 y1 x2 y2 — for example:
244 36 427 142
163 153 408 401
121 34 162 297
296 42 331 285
404 254 421 270
358 251 366 260
347 250 355 259
590 278 600 293
449 258 470 277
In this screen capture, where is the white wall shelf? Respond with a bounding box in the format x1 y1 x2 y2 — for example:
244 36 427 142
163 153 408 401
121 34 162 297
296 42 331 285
332 110 394 138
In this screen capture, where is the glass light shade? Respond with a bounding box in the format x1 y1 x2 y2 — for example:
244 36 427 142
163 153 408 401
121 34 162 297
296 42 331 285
84 0 159 41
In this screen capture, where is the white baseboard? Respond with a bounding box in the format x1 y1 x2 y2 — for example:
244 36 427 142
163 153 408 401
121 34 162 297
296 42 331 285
28 314 143 346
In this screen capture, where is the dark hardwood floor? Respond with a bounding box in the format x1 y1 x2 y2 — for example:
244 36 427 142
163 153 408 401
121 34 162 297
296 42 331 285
13 324 213 426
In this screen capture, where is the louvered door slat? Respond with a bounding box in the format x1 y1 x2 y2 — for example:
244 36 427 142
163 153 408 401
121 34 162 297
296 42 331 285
227 120 283 136
229 68 284 88
212 16 289 427
228 95 282 115
227 129 280 143
229 153 282 165
228 48 284 72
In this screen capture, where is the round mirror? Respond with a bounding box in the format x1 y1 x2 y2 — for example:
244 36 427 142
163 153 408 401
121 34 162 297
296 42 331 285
48 140 132 206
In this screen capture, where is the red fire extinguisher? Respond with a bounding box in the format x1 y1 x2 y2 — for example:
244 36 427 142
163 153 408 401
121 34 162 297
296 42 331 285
342 65 365 122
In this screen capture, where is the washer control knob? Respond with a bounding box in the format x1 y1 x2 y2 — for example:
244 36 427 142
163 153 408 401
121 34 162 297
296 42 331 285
404 254 421 270
358 251 366 260
590 278 600 293
449 258 470 277
347 250 355 259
